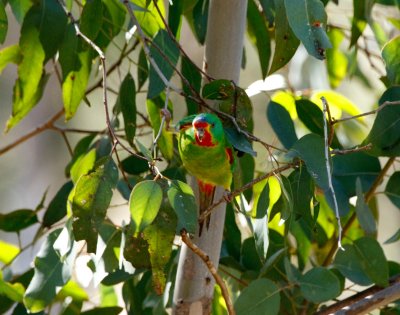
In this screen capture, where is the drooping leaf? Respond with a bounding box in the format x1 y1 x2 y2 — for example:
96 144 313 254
326 28 348 88
224 127 257 157
269 0 299 74
120 155 149 175
132 0 164 37
8 0 33 23
129 180 163 235
384 228 400 244
80 0 103 41
385 171 400 209
234 278 280 315
143 207 177 295
59 24 92 120
70 148 97 184
362 86 400 156
43 181 74 228
288 167 314 222
382 35 400 85
65 134 97 176
0 209 37 232
147 29 180 99
24 229 75 313
254 180 270 219
247 0 271 78
181 55 201 115
0 271 24 303
117 73 136 145
71 157 119 253
167 180 197 234
168 0 183 38
267 101 298 149
146 96 173 160
192 0 208 45
284 0 332 59
0 2 8 44
241 237 263 271
57 280 88 302
137 48 148 91
349 0 374 47
355 178 376 235
0 240 20 264
0 45 22 75
299 267 341 303
252 216 269 263
80 306 123 315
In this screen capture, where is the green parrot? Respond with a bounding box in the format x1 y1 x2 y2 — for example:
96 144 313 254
177 113 235 235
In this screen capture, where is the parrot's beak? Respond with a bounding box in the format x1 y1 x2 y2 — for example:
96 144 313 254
197 127 205 141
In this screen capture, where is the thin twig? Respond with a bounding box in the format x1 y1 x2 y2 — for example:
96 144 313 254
321 96 344 251
331 143 372 155
180 230 236 315
198 163 296 224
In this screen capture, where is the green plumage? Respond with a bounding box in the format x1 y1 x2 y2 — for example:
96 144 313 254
177 113 235 234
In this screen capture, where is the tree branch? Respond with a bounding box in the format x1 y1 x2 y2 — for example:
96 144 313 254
180 230 236 315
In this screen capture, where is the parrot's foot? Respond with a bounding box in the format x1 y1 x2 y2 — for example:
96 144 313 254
223 191 232 203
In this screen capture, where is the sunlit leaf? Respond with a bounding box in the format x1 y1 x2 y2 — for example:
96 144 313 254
56 280 88 302
234 278 280 315
0 240 20 264
71 157 119 253
132 0 164 37
267 101 297 149
8 0 33 23
271 90 297 119
0 209 37 232
147 29 179 99
247 0 271 78
0 271 24 303
81 306 123 315
24 229 75 313
167 180 197 234
284 0 331 59
143 207 177 294
326 28 348 88
252 216 269 262
129 180 162 235
268 0 299 74
123 232 151 269
0 45 21 75
299 267 341 303
382 35 400 85
349 0 374 47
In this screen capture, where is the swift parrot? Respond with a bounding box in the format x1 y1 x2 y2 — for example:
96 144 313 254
177 113 235 235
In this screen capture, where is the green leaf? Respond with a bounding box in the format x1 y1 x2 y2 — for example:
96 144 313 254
192 0 208 45
349 0 374 47
0 45 22 75
234 278 280 315
284 0 331 59
146 96 173 160
0 209 37 232
355 178 376 235
117 73 137 145
57 280 88 302
382 35 400 85
252 216 269 262
289 167 314 221
123 232 151 269
65 134 97 176
132 0 164 37
224 127 257 157
181 55 201 115
168 0 183 38
137 48 148 91
385 171 400 208
59 24 92 120
24 229 75 313
129 180 163 235
0 2 8 44
147 29 180 99
71 157 118 253
326 28 348 88
247 0 271 78
167 180 197 234
135 138 153 161
202 79 234 100
8 0 33 23
268 0 300 74
70 148 97 184
143 207 177 295
81 306 122 315
334 237 389 287
0 240 20 264
362 86 400 156
121 155 148 175
254 180 270 218
43 181 74 228
267 101 298 149
80 0 103 40
0 272 24 303
384 228 400 244
299 267 341 303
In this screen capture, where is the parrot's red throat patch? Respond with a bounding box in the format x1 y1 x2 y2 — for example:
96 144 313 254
198 180 215 196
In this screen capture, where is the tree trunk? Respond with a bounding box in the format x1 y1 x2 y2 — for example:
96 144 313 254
173 1 248 314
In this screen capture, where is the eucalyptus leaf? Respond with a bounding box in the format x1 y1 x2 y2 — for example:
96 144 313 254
0 209 37 232
385 171 400 208
118 73 137 145
355 178 376 235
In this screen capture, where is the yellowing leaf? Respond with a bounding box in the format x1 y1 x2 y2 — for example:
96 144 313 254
0 240 20 264
271 91 297 119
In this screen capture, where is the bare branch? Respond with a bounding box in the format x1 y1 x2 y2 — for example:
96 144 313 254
180 230 236 315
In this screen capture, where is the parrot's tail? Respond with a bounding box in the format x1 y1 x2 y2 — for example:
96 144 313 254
197 180 216 236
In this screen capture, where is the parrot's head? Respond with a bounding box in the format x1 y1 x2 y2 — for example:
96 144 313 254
192 113 223 147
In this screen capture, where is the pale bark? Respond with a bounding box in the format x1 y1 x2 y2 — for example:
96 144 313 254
173 1 248 314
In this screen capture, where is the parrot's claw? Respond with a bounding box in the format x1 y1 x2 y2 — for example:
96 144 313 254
223 191 232 203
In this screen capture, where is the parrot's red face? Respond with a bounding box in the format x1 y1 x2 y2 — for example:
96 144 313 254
193 118 215 147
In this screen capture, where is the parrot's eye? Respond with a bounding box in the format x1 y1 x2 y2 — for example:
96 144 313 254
211 123 215 128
